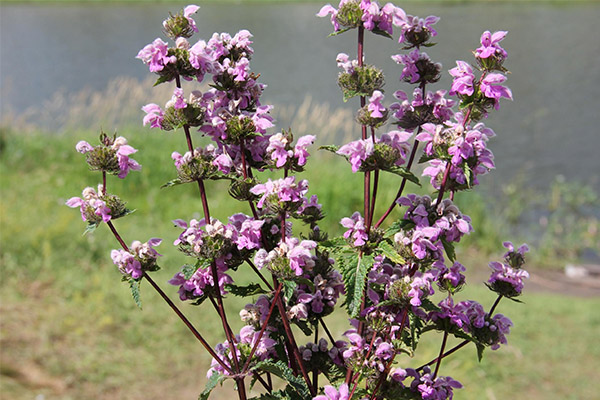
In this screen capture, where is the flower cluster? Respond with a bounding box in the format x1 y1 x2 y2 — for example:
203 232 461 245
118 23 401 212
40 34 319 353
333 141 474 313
76 134 141 179
487 241 529 297
392 48 441 85
254 237 317 277
394 194 472 261
66 185 127 225
417 118 495 191
111 238 162 280
266 131 316 170
318 0 405 36
336 130 412 173
250 176 310 214
390 88 455 130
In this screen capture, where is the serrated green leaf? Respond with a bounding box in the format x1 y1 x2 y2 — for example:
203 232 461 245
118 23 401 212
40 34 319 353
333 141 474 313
282 280 297 301
225 283 268 297
153 75 171 86
476 343 485 362
328 27 353 37
162 178 184 188
464 164 473 189
341 254 373 317
252 360 310 400
318 237 347 249
385 165 421 186
182 264 198 280
377 240 405 265
440 237 456 263
420 298 441 313
198 372 225 400
385 219 415 238
418 153 435 164
319 145 339 153
129 279 142 309
371 27 393 39
294 319 313 336
293 277 315 291
83 222 99 235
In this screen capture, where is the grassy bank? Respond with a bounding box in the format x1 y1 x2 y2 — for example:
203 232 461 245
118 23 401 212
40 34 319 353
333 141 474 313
1 127 599 399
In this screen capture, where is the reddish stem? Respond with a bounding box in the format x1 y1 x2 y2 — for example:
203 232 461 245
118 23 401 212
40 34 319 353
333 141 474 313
241 283 283 373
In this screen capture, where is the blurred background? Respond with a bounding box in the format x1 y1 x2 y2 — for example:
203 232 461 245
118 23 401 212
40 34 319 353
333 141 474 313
1 1 599 399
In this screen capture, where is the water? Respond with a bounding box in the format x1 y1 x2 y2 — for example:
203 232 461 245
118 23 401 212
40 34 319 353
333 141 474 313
2 2 600 193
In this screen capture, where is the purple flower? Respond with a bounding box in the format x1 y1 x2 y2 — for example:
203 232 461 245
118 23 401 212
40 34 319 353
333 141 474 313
449 61 475 96
313 383 349 400
111 238 162 280
266 132 292 168
336 53 357 74
250 176 309 210
341 211 368 247
317 4 340 32
66 185 113 223
337 137 374 173
76 141 94 154
367 90 386 118
112 137 141 179
475 30 508 59
294 135 316 166
480 73 513 105
488 261 529 295
392 48 431 84
136 38 176 73
183 5 200 33
142 103 165 129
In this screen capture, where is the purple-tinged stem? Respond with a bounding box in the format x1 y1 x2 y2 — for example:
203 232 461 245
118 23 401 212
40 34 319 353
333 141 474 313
319 317 337 347
247 259 274 291
105 221 233 374
368 169 379 232
241 283 283 373
312 325 319 394
432 330 449 379
174 75 246 400
348 330 378 395
102 172 107 196
368 309 409 399
417 294 505 372
272 277 316 396
373 139 420 230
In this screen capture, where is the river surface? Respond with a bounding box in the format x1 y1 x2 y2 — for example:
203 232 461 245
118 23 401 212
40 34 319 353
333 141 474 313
1 2 600 193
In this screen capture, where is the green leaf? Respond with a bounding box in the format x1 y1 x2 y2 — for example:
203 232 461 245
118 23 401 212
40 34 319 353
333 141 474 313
440 237 456 263
162 178 183 188
252 360 310 400
198 372 225 400
292 277 315 291
153 75 171 87
282 280 297 301
225 283 268 297
294 319 313 336
129 279 142 309
385 219 415 238
371 27 393 39
476 343 486 362
83 222 99 235
385 165 421 186
341 254 373 317
319 237 347 248
377 240 405 265
182 263 198 280
328 27 353 37
463 164 473 189
318 145 339 153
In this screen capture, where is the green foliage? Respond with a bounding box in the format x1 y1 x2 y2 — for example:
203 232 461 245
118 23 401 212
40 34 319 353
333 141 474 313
198 373 226 400
252 360 311 400
339 253 374 317
225 283 269 297
128 278 142 309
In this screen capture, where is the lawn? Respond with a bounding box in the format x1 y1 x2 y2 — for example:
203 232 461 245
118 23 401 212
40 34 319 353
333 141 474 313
1 128 599 399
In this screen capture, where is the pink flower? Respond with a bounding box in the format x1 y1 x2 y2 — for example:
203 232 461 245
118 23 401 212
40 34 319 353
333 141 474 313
136 38 176 73
313 383 349 400
367 90 386 118
183 5 200 33
142 103 164 129
475 30 508 59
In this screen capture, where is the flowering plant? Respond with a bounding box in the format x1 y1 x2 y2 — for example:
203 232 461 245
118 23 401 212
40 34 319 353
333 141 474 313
66 2 528 399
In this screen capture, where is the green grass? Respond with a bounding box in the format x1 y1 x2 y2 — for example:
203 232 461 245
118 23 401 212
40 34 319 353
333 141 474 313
1 128 598 399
